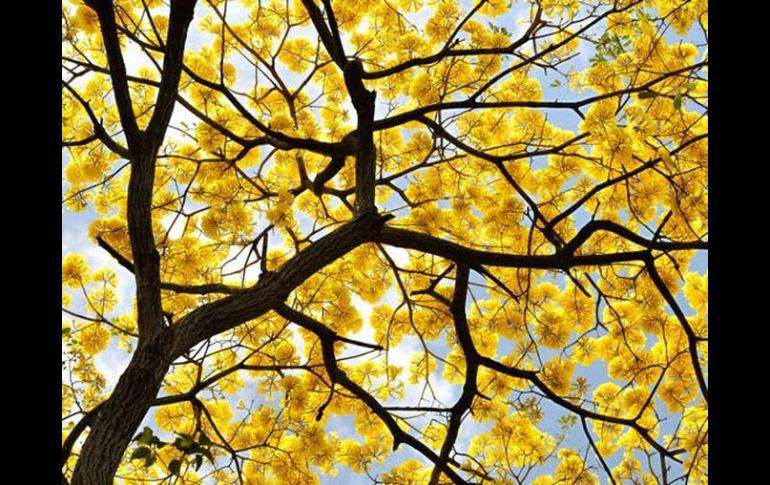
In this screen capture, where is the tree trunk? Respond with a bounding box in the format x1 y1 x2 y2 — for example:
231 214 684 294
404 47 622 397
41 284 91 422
71 330 174 485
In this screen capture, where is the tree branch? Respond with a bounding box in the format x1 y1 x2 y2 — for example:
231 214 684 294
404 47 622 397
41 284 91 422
96 236 243 295
373 62 707 132
377 227 650 269
170 213 393 355
644 257 708 403
145 0 197 149
85 0 143 149
61 80 130 159
429 264 476 485
275 304 470 485
343 59 377 214
299 0 346 68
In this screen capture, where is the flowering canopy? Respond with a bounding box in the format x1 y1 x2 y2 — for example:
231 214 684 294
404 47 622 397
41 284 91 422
62 0 707 483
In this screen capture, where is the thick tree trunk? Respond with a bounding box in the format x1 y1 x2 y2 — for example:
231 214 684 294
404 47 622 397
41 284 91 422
71 3 198 482
71 330 174 485
69 213 391 482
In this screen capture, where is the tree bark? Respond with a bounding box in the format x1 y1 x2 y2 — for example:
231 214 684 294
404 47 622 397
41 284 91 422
71 2 198 482
71 331 175 485
70 213 391 483
343 60 377 215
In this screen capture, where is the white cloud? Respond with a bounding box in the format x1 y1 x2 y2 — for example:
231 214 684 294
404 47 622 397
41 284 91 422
95 340 133 388
381 246 410 267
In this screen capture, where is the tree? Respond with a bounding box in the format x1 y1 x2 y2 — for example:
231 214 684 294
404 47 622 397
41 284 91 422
61 0 708 483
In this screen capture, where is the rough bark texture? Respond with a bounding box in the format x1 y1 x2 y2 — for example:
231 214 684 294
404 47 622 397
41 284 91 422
71 2 198 483
169 212 393 356
70 212 391 484
72 332 175 484
343 59 377 215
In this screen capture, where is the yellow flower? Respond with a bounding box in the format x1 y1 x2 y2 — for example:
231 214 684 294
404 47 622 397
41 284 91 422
79 324 110 355
62 254 90 288
540 357 576 395
684 272 708 316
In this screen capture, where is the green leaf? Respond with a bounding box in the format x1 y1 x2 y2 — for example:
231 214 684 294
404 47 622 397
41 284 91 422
199 432 213 447
558 414 578 430
145 455 156 468
199 448 215 464
169 459 182 476
638 91 658 99
133 426 150 442
134 426 155 445
130 446 152 461
673 93 683 110
174 435 195 452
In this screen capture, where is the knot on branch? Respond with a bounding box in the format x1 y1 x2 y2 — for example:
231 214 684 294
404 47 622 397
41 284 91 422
343 58 365 76
355 211 394 230
343 59 376 107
